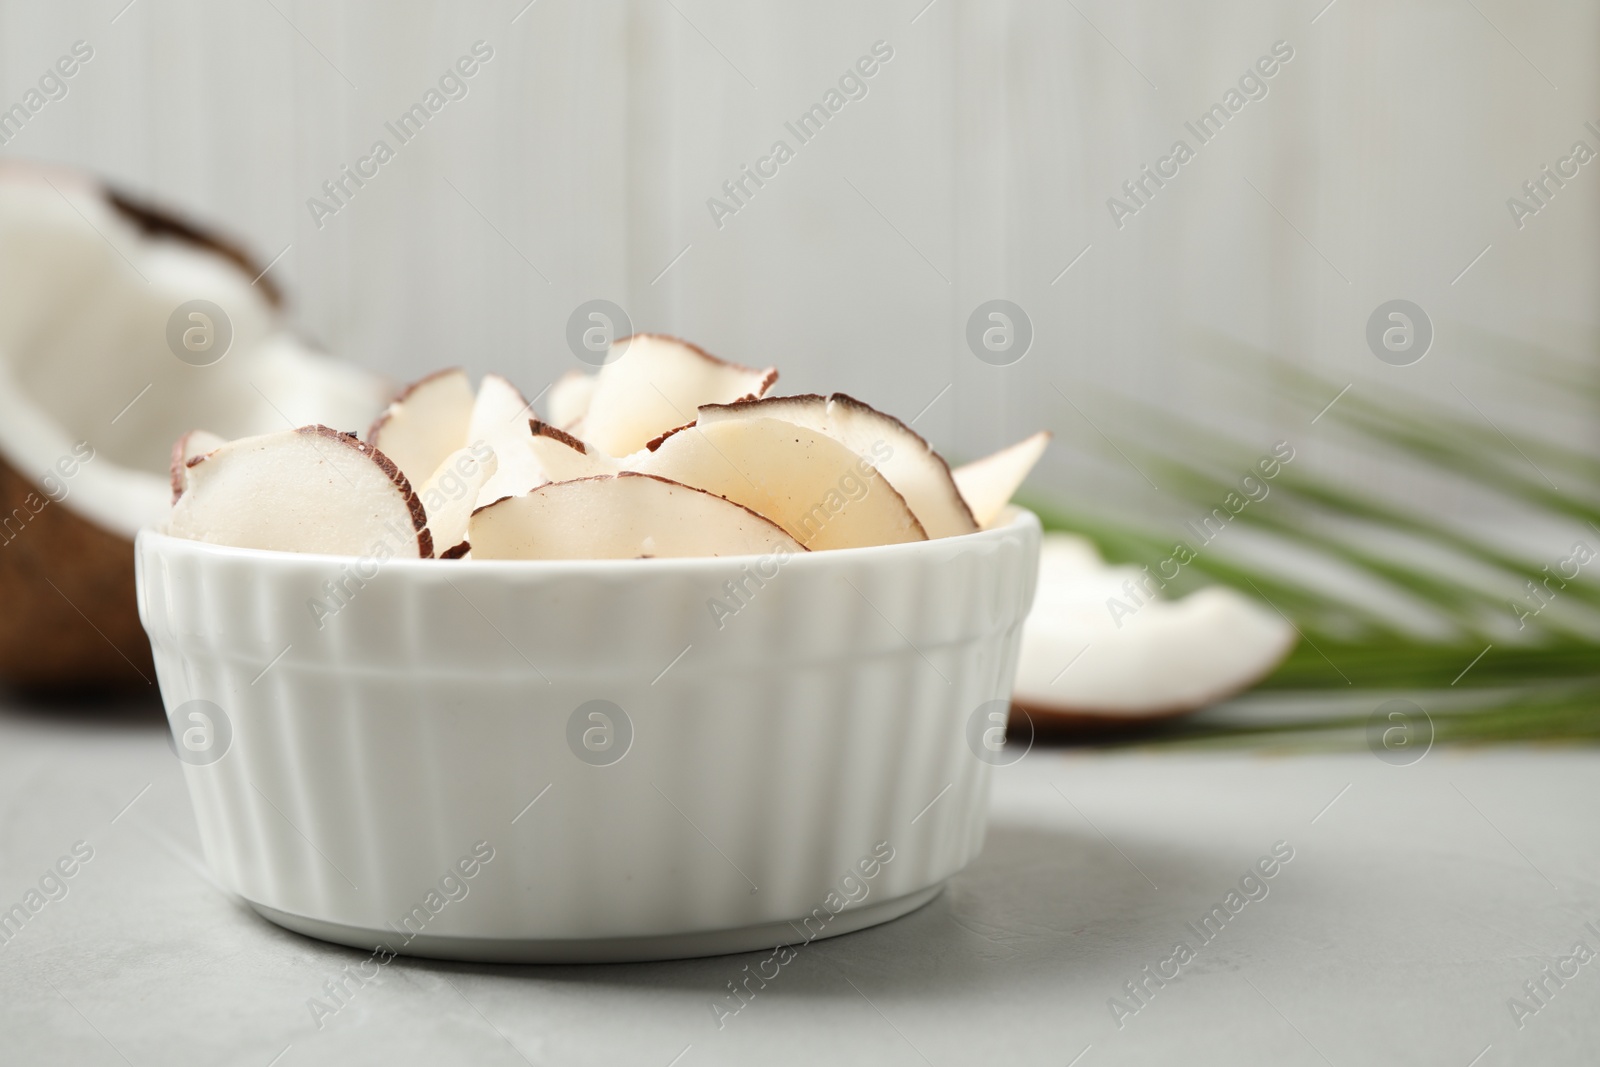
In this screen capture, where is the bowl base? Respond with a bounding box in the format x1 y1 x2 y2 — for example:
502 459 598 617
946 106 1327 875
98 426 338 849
248 883 943 964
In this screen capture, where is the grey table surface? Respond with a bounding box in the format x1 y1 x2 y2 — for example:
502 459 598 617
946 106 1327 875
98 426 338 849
2 695 1597 1067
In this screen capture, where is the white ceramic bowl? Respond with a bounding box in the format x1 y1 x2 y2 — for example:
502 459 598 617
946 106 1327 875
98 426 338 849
135 509 1040 962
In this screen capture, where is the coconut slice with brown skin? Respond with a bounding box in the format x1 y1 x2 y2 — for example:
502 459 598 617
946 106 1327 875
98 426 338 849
527 420 620 480
628 415 926 551
698 393 977 540
0 163 388 692
169 427 432 557
367 368 475 489
953 431 1051 529
469 472 805 560
1011 533 1296 727
580 334 777 457
473 418 621 508
170 429 227 502
417 444 499 557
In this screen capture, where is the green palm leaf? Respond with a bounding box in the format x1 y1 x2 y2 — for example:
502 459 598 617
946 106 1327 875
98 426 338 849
1020 336 1600 746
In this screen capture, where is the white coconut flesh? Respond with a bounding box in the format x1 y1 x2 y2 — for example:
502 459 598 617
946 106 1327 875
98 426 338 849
169 427 431 557
954 431 1052 529
547 369 596 430
0 169 387 541
462 374 549 507
465 373 530 443
468 472 805 560
697 393 978 540
417 444 499 555
578 333 777 457
628 417 926 552
1012 533 1297 718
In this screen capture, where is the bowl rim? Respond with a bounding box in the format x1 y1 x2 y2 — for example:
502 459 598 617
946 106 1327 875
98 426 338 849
136 506 1040 576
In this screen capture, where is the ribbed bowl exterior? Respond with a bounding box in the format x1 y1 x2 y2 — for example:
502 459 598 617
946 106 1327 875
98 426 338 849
135 511 1040 944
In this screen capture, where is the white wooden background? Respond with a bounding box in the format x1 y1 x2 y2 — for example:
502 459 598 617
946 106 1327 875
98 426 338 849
1 0 1595 517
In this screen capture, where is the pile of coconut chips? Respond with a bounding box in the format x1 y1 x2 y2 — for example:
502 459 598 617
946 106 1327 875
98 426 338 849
168 334 1052 561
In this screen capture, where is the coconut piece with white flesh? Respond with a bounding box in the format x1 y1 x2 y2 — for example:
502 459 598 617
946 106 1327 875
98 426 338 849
696 393 978 540
526 420 620 481
468 472 805 560
169 427 432 558
466 373 530 443
417 444 499 557
954 431 1051 529
367 368 475 489
1011 533 1296 723
579 334 777 457
547 369 596 431
465 374 549 506
629 415 926 551
0 164 388 691
476 417 623 509
169 429 227 502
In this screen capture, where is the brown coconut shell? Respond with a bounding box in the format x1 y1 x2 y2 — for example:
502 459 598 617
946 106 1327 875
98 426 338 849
0 455 153 694
1012 699 1200 736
